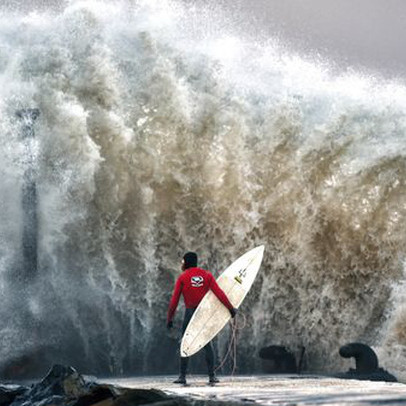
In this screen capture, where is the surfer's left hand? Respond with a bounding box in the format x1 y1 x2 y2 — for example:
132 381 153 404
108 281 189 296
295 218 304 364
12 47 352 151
229 308 238 318
167 320 173 329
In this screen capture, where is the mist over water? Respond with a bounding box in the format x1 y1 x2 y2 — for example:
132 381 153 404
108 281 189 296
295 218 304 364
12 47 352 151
1 0 406 379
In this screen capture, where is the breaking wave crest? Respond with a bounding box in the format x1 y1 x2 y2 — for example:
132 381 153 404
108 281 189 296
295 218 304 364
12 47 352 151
0 0 406 378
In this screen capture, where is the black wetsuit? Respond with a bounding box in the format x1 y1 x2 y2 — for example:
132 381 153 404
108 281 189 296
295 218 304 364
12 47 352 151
180 308 215 377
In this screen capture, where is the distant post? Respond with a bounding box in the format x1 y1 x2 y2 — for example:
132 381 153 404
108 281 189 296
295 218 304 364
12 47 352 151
16 108 40 280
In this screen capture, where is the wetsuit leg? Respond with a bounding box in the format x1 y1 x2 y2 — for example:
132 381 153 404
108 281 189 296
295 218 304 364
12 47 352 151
203 341 215 376
179 308 196 376
180 357 188 376
181 308 195 333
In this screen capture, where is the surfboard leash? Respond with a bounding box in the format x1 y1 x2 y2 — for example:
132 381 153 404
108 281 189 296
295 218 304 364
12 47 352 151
215 312 247 376
214 320 236 374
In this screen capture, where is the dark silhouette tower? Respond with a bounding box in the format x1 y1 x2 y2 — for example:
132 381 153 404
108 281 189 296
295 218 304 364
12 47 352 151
16 108 40 280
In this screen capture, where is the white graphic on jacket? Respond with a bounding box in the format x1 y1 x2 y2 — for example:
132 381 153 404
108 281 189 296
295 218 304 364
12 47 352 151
191 276 204 287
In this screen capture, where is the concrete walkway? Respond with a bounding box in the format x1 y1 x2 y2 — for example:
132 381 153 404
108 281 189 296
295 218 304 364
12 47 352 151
105 374 406 405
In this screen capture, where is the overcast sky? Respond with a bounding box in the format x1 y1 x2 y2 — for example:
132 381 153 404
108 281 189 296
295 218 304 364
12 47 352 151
2 0 406 79
227 0 406 79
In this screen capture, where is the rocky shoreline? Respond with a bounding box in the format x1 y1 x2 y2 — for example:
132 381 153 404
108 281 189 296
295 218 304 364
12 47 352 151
0 364 241 406
2 364 406 406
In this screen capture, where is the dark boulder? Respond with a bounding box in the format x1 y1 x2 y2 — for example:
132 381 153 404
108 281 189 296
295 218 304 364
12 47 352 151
0 386 28 406
9 364 112 406
6 364 184 406
337 343 397 383
110 389 178 406
13 365 93 406
259 345 297 373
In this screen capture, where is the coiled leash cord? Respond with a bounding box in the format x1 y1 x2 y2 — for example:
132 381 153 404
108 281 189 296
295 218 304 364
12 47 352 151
215 312 247 376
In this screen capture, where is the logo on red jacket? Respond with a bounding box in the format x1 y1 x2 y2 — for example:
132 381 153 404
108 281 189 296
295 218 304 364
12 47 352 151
191 276 204 287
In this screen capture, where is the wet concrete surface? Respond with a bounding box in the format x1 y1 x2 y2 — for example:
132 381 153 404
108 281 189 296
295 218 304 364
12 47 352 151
104 374 406 405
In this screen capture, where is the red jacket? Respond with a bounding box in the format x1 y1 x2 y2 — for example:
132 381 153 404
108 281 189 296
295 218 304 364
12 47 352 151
167 267 233 323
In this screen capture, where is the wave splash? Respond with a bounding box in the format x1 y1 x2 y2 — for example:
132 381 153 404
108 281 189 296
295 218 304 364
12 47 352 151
0 0 406 378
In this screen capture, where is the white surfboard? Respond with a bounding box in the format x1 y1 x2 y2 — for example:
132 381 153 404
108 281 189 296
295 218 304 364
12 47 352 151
180 245 265 357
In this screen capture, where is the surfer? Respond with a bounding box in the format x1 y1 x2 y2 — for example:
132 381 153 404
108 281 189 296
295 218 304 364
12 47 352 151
167 252 237 384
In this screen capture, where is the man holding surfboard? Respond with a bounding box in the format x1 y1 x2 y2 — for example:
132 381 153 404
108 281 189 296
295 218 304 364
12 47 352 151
167 252 237 384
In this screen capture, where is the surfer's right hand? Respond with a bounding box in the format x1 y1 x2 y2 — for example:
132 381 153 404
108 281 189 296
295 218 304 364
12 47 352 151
167 320 173 329
229 308 238 318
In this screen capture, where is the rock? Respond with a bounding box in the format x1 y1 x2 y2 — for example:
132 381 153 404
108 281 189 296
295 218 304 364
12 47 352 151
0 386 28 406
5 365 184 406
111 389 175 406
337 342 397 383
9 365 116 406
259 345 297 373
71 386 117 406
